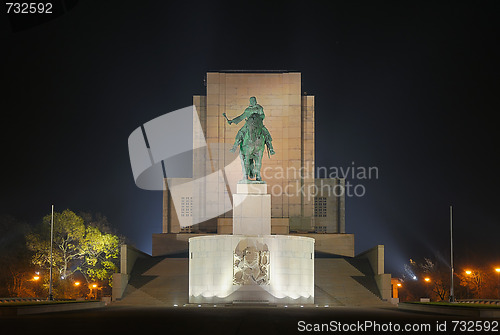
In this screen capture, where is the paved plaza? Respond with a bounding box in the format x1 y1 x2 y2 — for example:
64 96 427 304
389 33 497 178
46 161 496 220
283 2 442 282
2 305 492 335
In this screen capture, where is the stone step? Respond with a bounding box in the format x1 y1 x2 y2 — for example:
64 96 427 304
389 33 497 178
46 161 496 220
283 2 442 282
115 255 389 307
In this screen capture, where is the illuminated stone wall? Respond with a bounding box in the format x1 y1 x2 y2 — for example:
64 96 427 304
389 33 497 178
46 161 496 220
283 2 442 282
190 71 315 233
189 235 314 304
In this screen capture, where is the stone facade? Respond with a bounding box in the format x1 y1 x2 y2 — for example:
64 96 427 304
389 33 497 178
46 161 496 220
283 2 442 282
161 71 345 236
189 235 315 304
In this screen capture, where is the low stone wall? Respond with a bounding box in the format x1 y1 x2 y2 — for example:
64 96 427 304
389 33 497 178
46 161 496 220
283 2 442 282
399 302 500 318
0 301 105 316
458 299 500 305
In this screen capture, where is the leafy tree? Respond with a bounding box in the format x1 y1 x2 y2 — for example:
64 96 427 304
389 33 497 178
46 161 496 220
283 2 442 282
400 256 500 301
26 209 85 279
0 215 36 297
400 257 451 302
422 258 450 301
79 225 120 286
26 210 121 296
78 212 124 287
456 267 494 299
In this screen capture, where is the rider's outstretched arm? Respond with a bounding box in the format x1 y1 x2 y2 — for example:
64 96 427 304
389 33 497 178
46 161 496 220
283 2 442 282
231 109 251 125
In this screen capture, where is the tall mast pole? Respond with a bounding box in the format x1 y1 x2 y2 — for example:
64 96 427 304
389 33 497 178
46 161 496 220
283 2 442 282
449 205 455 302
49 204 54 301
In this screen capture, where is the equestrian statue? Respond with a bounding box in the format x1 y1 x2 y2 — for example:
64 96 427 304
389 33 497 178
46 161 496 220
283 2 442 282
223 97 275 182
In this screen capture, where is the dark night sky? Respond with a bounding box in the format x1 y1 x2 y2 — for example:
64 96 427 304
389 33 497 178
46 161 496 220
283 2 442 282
1 1 499 275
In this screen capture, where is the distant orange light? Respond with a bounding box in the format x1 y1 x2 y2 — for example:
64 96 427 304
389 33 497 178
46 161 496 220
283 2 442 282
396 283 402 287
424 277 431 282
92 284 97 288
33 276 40 281
465 270 472 275
495 268 500 273
74 281 80 286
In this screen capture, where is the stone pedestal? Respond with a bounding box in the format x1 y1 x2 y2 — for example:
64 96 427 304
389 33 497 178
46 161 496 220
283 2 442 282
189 235 315 304
232 183 271 235
189 181 315 305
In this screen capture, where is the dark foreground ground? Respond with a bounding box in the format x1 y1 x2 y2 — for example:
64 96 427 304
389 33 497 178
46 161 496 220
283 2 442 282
2 305 499 335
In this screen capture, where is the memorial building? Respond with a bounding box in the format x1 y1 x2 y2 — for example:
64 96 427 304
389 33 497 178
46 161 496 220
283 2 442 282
154 71 350 256
114 71 392 306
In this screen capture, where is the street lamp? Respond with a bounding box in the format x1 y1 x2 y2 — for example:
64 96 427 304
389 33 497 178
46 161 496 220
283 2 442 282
422 277 431 301
90 284 98 300
464 270 473 299
495 267 500 299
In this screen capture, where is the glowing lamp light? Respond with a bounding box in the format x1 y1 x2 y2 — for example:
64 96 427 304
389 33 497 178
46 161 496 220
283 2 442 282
424 277 431 282
33 276 40 281
397 283 402 287
412 276 417 280
465 270 472 275
495 268 500 273
92 284 97 288
74 282 80 286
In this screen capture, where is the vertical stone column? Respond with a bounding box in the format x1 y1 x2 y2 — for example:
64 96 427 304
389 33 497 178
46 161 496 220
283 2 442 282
162 178 169 233
233 183 271 235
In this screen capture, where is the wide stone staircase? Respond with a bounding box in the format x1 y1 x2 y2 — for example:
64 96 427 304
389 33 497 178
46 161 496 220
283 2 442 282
315 258 389 306
113 256 188 306
114 255 389 306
